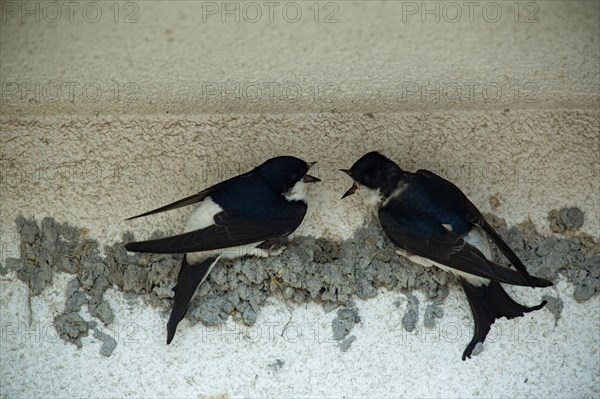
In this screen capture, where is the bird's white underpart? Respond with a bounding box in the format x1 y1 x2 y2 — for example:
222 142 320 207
183 197 223 233
183 196 268 265
463 227 492 259
442 223 453 232
395 226 492 287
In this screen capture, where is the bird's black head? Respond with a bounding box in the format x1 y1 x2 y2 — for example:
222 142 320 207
257 156 320 199
340 151 404 199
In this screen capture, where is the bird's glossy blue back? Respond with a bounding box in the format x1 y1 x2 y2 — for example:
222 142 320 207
392 173 472 236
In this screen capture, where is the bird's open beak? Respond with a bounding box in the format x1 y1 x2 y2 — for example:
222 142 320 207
303 174 321 183
342 182 358 199
303 162 320 182
340 169 356 199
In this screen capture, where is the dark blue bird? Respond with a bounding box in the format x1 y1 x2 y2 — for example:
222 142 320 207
125 156 320 344
341 151 552 360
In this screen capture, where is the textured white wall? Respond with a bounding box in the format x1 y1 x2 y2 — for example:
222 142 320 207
1 1 599 398
1 111 599 244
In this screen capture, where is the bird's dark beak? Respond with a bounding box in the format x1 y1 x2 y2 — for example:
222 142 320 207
342 182 358 199
303 162 319 182
303 174 321 183
340 169 352 177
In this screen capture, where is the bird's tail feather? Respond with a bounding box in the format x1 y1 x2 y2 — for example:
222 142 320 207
460 279 546 360
166 255 219 345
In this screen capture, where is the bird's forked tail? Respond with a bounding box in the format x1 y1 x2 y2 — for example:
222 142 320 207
166 255 219 345
459 279 548 360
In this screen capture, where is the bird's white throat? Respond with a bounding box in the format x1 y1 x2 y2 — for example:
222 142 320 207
284 180 308 202
359 185 384 209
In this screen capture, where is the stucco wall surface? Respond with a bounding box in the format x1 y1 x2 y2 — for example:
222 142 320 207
1 111 599 244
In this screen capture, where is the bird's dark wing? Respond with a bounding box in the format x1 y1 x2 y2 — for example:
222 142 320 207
415 169 532 280
125 205 306 254
378 206 551 287
415 169 483 223
125 174 249 220
476 218 534 281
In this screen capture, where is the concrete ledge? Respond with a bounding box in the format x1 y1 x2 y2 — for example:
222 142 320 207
1 1 599 114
